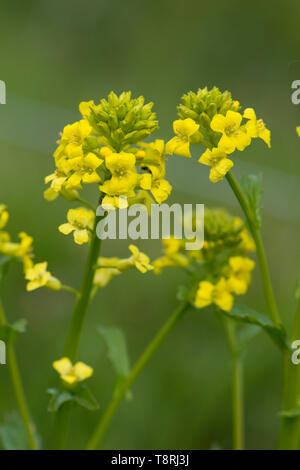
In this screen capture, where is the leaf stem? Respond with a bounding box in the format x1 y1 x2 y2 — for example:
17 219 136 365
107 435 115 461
226 171 281 326
278 300 300 449
222 316 244 450
0 298 38 450
86 301 189 450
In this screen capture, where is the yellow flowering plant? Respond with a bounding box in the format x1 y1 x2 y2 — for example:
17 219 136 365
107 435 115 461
0 88 299 452
0 91 173 450
166 87 300 450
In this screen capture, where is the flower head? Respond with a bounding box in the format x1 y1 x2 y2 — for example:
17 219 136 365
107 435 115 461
195 278 234 312
53 357 93 386
226 256 255 295
210 110 251 153
243 108 271 148
166 118 199 157
199 147 234 182
59 207 95 245
25 261 61 292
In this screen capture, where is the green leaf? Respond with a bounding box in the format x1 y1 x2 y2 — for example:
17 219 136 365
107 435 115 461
0 319 27 343
279 407 300 419
220 304 289 351
240 173 263 228
47 385 99 412
0 413 29 450
47 388 73 413
73 385 99 411
98 325 132 400
236 323 261 352
98 326 130 378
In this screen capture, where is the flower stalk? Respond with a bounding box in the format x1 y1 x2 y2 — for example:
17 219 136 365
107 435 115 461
278 299 300 449
222 316 244 450
86 301 189 450
226 171 281 327
0 298 38 450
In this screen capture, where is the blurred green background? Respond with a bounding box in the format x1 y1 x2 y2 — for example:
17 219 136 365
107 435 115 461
0 0 300 450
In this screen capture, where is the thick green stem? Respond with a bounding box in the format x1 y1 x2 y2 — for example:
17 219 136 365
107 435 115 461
226 171 281 326
278 300 300 449
0 299 38 450
222 316 244 450
51 207 103 449
86 301 189 450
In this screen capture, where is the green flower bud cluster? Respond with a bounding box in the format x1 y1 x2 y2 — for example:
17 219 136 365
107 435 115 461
177 87 241 148
87 91 159 151
204 209 243 254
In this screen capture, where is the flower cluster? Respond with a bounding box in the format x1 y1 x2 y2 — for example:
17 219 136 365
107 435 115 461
0 203 60 292
93 244 153 288
53 357 93 386
44 92 172 218
167 87 271 182
153 208 255 312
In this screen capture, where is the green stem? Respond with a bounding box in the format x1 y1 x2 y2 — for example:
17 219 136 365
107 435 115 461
51 204 103 449
222 316 244 450
278 300 300 449
0 299 38 450
86 301 189 450
226 171 281 326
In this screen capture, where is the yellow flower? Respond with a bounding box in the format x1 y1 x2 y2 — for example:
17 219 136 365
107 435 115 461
62 152 103 189
100 152 137 198
166 118 199 157
59 208 95 245
162 237 183 255
127 244 153 273
0 205 9 229
153 253 189 274
101 195 129 210
25 261 61 292
79 100 95 119
243 108 271 148
227 256 255 295
296 127 300 137
238 229 255 253
58 120 93 159
210 110 251 153
138 139 166 165
45 169 68 196
94 257 121 288
195 278 234 312
53 357 93 386
100 146 113 158
199 147 234 182
0 232 33 260
140 164 172 204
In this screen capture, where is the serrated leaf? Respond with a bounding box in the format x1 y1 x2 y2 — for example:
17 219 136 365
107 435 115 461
0 413 29 450
73 385 99 411
98 325 132 400
240 174 263 228
220 304 289 351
